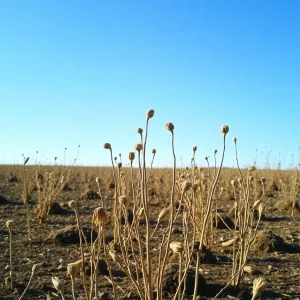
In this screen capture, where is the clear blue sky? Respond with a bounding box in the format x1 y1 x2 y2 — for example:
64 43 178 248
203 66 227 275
0 0 299 169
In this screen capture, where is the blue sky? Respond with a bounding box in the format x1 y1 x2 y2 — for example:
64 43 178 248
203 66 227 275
0 0 299 169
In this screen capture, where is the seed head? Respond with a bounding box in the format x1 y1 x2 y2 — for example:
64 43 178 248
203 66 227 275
152 149 156 154
170 241 184 254
146 109 155 119
92 207 107 225
248 176 254 183
248 165 256 172
134 143 143 152
128 152 135 161
32 264 41 275
165 122 174 132
238 178 243 185
68 200 77 210
137 128 143 134
96 177 101 184
231 180 236 187
52 276 64 294
261 177 266 184
252 277 267 300
232 137 237 143
103 143 111 150
67 263 79 278
221 125 229 135
117 162 122 169
213 149 217 154
6 220 13 231
193 146 197 152
204 156 208 161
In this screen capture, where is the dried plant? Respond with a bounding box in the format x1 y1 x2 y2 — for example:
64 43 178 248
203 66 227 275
68 200 89 300
251 277 267 300
35 164 70 222
52 276 65 300
19 264 40 300
6 220 13 291
21 156 31 240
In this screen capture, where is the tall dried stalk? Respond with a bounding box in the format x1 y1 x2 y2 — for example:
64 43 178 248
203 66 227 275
6 220 13 291
22 156 31 240
193 125 228 299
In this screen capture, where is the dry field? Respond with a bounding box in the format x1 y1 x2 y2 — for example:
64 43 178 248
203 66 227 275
0 117 299 300
0 163 299 300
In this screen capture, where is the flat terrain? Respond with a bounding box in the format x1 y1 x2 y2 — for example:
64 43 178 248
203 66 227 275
0 165 300 300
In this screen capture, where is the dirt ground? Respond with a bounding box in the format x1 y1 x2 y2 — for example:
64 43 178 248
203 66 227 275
0 166 300 300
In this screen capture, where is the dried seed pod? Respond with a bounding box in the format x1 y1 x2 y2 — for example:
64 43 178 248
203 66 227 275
6 220 13 230
146 109 155 119
92 207 107 225
134 143 143 151
96 177 101 184
137 128 143 134
52 276 64 294
248 165 256 172
192 146 197 152
152 149 156 154
68 200 77 209
213 149 217 154
103 143 111 150
170 241 184 254
31 264 41 275
67 263 79 278
243 265 253 275
117 162 122 169
252 277 267 300
231 179 236 187
128 152 135 161
261 177 266 184
248 176 254 183
221 125 229 135
165 122 174 132
232 137 237 143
